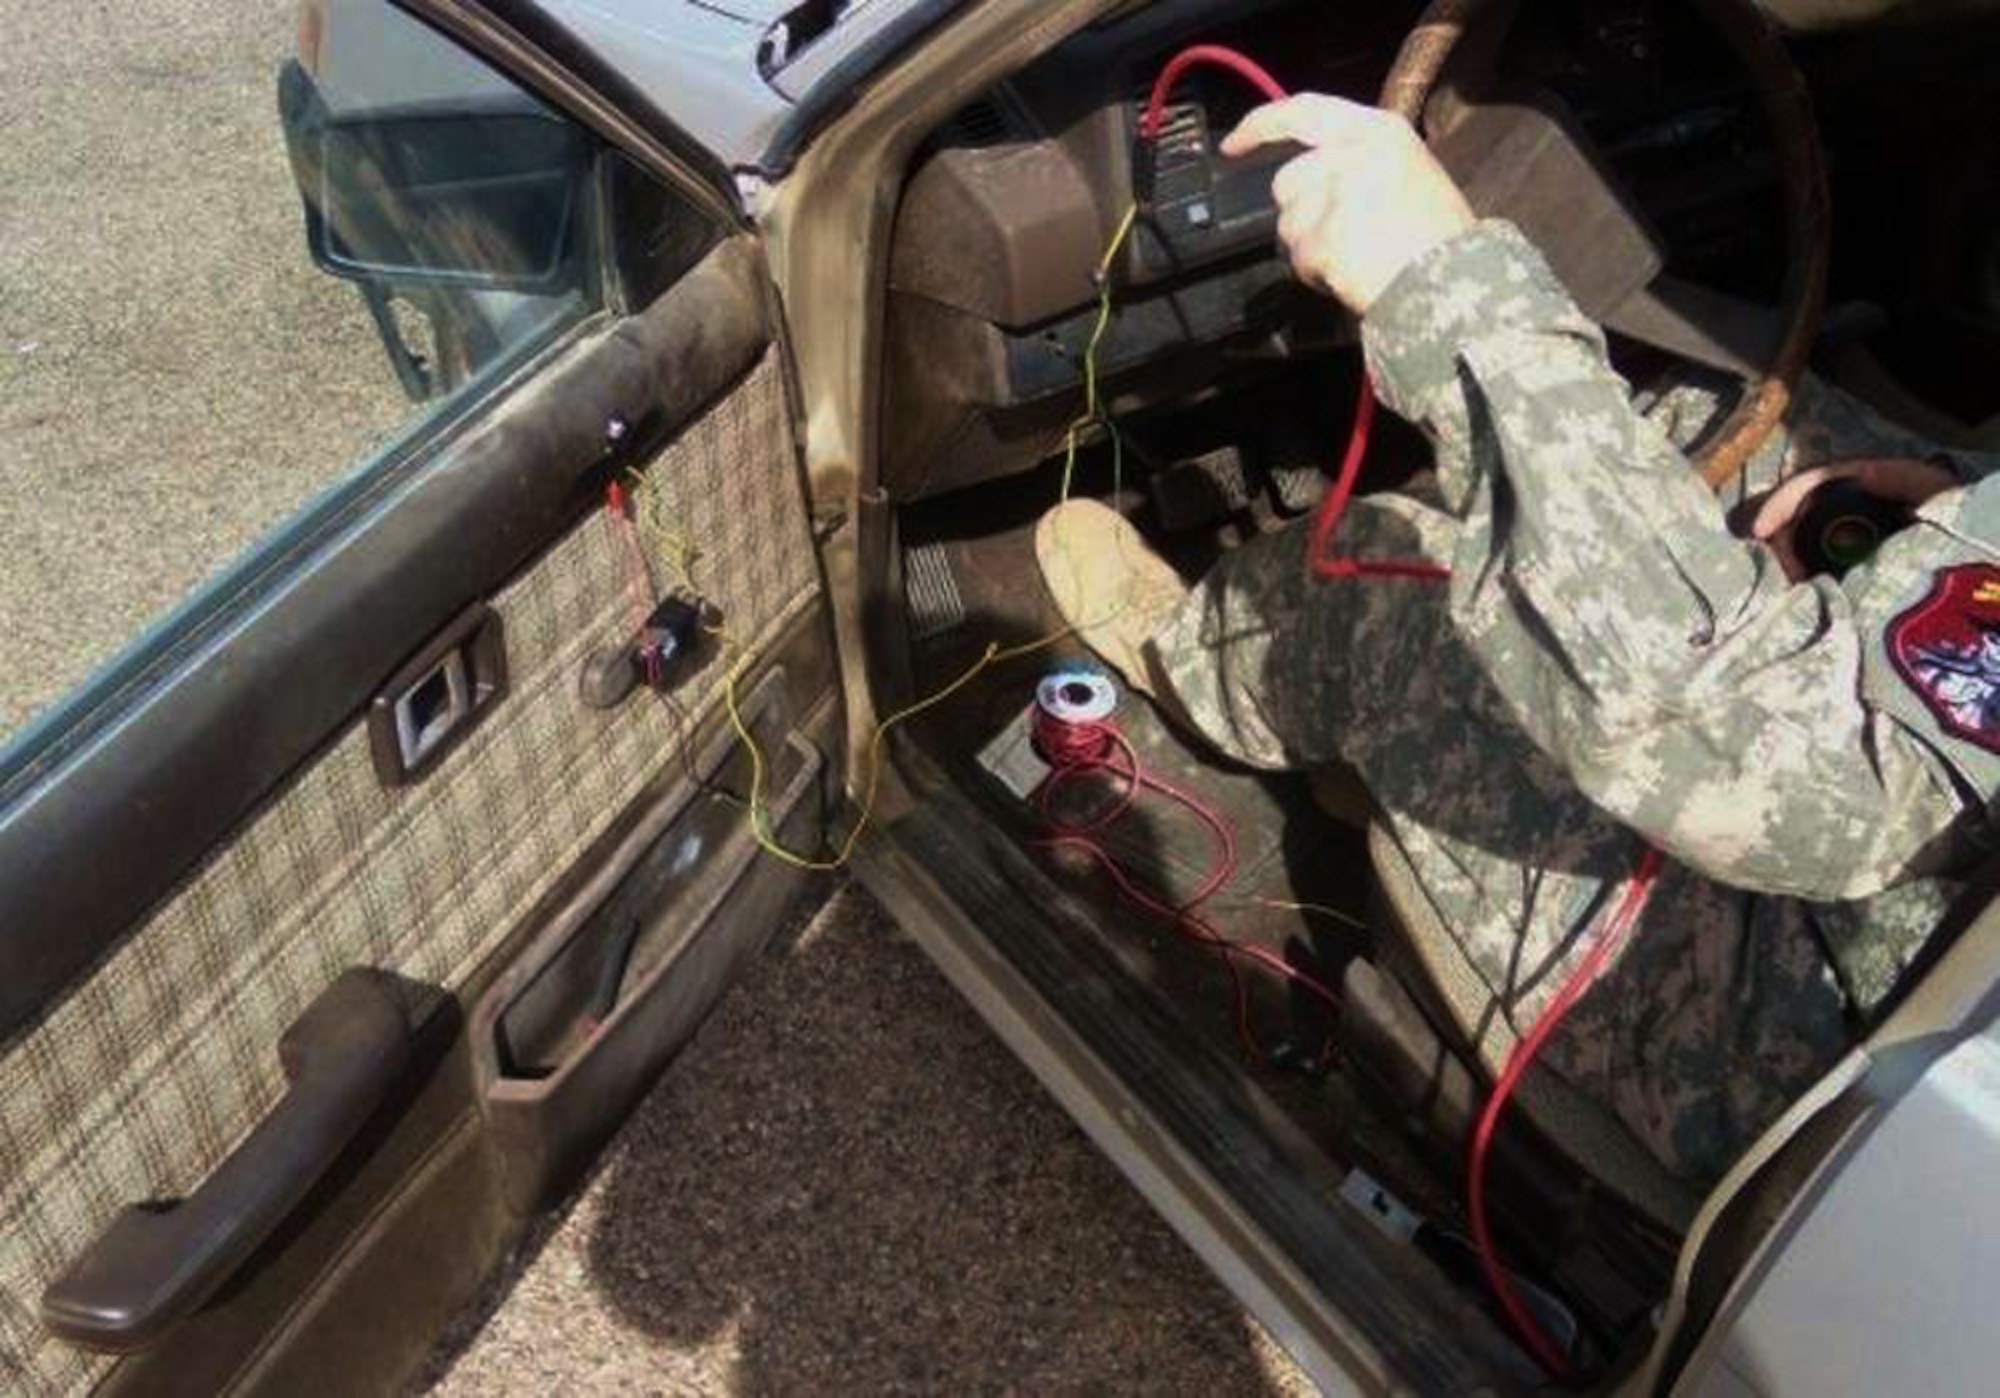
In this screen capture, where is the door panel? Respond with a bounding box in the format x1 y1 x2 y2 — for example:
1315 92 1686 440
0 312 828 1395
0 237 771 1041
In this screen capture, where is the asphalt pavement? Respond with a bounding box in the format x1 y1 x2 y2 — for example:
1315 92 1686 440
5 4 1313 1392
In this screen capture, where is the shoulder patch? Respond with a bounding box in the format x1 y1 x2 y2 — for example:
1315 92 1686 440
1887 564 2000 754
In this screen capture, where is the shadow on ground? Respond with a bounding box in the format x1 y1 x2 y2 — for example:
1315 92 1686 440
423 882 1308 1395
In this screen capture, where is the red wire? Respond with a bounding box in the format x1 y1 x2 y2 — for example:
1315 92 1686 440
1038 721 1240 907
605 481 656 638
1139 44 1287 138
1467 846 1664 1377
1140 45 1652 1376
1031 711 1343 1058
1137 52 1444 584
1052 836 1347 1051
1307 376 1453 583
1040 834 1265 1059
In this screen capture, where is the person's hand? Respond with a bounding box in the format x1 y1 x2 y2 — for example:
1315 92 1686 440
1220 94 1475 317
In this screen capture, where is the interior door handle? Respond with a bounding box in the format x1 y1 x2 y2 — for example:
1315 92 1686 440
41 969 412 1353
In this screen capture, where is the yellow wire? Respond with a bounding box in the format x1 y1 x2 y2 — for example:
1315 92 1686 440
628 468 704 595
693 203 1142 872
724 627 1077 872
1240 896 1371 935
1058 201 1140 506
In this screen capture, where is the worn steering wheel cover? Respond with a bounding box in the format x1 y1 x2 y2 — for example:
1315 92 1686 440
1379 0 1831 492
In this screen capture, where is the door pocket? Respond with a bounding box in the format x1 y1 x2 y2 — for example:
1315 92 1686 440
470 667 823 1212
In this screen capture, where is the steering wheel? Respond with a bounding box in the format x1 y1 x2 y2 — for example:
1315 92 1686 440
1380 0 1830 492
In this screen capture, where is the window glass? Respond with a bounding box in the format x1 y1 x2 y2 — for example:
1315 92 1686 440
0 0 599 748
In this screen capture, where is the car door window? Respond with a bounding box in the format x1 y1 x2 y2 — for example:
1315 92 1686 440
1 0 599 750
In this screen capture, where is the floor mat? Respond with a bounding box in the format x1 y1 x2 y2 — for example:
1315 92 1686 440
904 509 1374 1070
887 490 1526 1360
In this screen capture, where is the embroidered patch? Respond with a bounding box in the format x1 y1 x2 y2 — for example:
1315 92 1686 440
1887 564 2000 753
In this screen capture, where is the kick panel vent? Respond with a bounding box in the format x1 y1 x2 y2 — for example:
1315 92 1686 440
902 542 967 643
944 94 1029 148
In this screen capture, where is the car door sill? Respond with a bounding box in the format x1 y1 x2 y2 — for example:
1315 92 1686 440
856 770 1540 1395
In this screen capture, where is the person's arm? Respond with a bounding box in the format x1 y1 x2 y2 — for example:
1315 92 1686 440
1364 223 1968 897
1225 97 1974 898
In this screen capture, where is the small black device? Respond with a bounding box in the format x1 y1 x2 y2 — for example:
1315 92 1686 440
635 594 707 682
576 592 712 711
1128 87 1288 278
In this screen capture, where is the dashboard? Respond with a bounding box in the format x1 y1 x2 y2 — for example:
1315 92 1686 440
881 0 1433 499
880 0 1783 501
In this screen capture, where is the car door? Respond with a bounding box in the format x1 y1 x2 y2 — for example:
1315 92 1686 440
0 2 838 1392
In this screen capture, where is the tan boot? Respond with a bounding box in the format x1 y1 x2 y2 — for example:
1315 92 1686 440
1034 499 1187 697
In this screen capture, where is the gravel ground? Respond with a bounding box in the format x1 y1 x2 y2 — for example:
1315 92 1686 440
0 0 410 741
421 883 1315 1396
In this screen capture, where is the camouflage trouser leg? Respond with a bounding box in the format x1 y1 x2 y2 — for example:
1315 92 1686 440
1147 489 1852 1184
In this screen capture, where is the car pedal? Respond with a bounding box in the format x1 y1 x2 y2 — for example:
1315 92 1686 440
1259 412 1330 515
1149 445 1251 531
903 541 967 642
1268 462 1327 514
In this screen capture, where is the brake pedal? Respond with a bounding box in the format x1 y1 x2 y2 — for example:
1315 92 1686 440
1149 444 1252 531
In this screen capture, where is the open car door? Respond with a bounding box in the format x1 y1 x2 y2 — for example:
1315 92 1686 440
0 2 839 1391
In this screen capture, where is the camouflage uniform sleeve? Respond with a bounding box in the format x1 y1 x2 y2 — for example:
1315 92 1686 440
1358 220 1971 899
